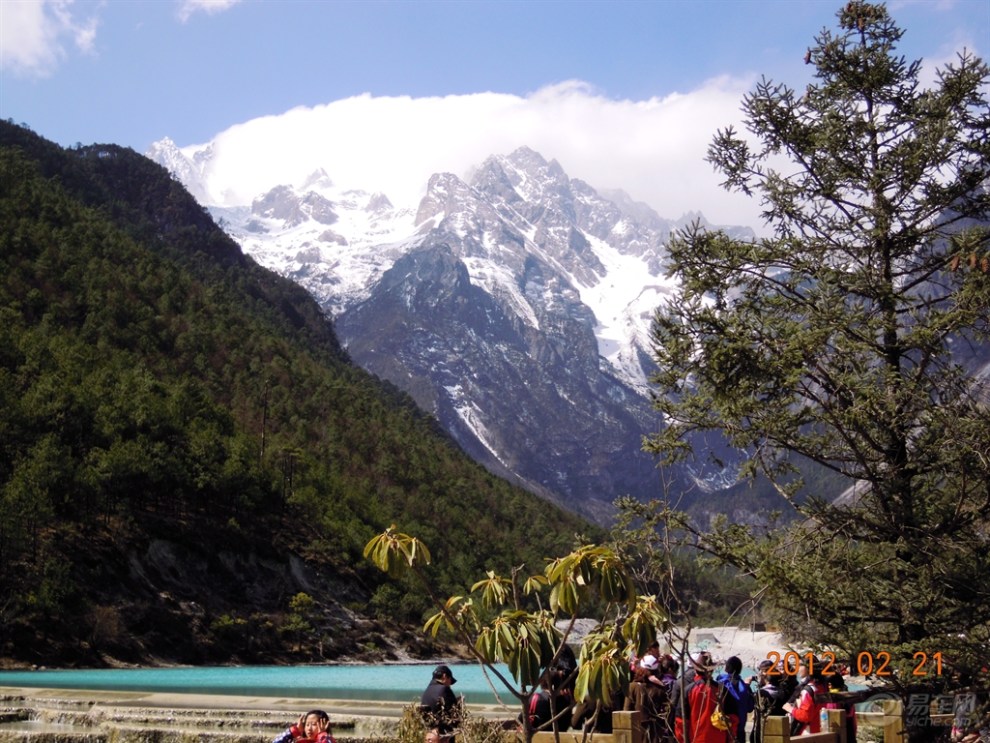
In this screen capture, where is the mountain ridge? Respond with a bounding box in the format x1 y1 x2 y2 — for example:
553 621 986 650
152 138 758 518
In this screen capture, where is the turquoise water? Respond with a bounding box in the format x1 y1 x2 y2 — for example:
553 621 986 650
0 663 515 705
0 663 854 704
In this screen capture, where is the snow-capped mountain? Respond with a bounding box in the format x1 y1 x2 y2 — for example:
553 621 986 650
149 140 754 521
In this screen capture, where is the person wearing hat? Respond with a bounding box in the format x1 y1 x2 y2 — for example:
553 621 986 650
626 655 672 743
631 641 663 672
673 651 739 743
420 664 462 743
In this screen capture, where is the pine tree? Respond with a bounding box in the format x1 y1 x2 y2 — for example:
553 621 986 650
648 0 990 698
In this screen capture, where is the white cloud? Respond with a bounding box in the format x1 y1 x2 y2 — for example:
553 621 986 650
886 1 986 89
0 0 98 78
177 0 243 23
917 32 986 90
188 78 766 230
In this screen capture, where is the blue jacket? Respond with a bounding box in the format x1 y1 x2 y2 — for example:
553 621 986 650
716 673 754 718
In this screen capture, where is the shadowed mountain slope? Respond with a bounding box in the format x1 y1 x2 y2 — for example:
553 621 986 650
0 121 595 668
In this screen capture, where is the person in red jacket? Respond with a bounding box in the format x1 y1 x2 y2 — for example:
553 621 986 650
272 709 336 743
673 652 739 743
783 658 830 735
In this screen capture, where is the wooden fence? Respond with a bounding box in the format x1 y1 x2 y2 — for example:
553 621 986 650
529 700 908 743
530 710 642 743
765 700 906 743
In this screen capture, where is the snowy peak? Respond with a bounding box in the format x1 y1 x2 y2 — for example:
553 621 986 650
469 157 525 209
415 172 479 225
300 168 334 192
469 150 605 286
147 137 756 518
490 146 570 204
147 137 210 203
251 185 338 227
399 150 688 399
366 192 394 212
473 147 574 221
146 137 706 390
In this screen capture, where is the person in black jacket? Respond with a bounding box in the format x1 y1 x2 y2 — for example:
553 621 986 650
750 659 798 743
420 665 462 743
521 670 572 734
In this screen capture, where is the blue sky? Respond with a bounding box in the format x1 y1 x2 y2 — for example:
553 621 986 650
2 0 988 227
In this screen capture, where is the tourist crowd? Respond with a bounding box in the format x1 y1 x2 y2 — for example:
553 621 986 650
272 651 987 743
513 646 858 743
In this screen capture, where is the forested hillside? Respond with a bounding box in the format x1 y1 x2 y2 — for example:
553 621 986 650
0 121 595 668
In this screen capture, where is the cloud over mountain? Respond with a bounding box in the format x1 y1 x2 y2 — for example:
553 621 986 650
167 79 764 232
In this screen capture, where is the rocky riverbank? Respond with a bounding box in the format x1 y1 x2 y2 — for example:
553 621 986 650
0 687 394 742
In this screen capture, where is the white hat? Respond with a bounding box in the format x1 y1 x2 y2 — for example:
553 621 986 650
640 654 659 671
690 651 716 672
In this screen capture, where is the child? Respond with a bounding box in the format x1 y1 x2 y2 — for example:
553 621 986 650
273 709 336 743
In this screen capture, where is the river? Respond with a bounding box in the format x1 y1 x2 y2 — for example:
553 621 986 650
0 663 516 705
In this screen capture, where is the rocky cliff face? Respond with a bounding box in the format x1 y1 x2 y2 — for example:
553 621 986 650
336 243 660 520
335 152 681 520
0 516 443 669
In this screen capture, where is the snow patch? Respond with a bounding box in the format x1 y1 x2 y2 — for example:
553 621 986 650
445 385 508 467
